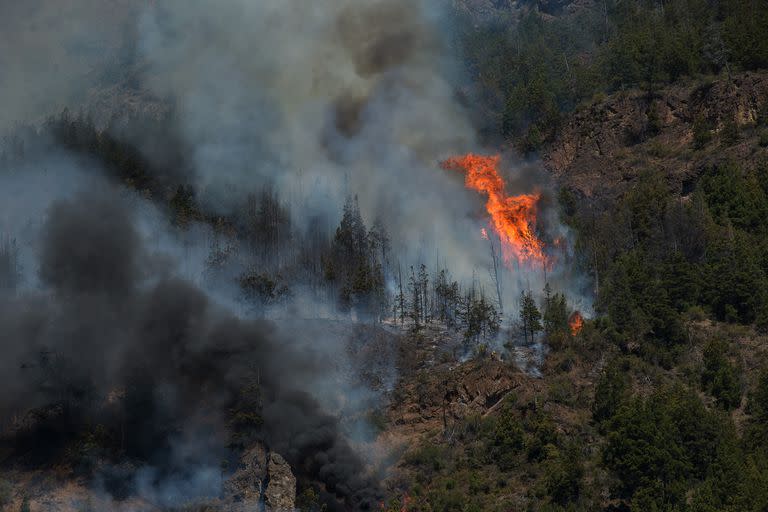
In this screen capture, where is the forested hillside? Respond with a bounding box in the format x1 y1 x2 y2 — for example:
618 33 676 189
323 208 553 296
389 0 768 510
457 0 768 150
2 1 768 511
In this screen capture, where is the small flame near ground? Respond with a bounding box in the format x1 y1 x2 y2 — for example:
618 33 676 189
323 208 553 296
569 311 584 336
441 153 548 271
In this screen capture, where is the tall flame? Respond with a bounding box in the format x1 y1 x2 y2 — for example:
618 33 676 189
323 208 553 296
442 153 547 269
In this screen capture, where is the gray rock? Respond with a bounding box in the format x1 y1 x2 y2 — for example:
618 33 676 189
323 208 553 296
264 453 297 512
223 446 296 512
224 443 268 509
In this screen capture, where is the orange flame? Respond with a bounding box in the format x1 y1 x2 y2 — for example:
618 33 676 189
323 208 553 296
569 311 584 336
442 154 547 269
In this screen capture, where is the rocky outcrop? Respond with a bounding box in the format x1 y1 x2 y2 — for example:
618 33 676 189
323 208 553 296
390 358 526 432
225 444 269 508
264 453 297 512
224 444 296 512
544 71 768 199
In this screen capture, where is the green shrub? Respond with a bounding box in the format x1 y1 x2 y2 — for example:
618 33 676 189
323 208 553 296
525 414 559 463
296 487 321 512
702 340 742 410
548 376 576 405
721 117 740 146
758 128 768 147
405 443 446 473
484 409 524 471
647 103 663 136
693 115 713 149
603 386 733 508
544 444 584 506
592 358 631 425
647 139 673 158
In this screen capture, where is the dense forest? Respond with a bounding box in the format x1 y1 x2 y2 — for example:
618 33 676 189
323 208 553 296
376 0 768 510
3 0 768 511
0 110 515 341
457 0 768 150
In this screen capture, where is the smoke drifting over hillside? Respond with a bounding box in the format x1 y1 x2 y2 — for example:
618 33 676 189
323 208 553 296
3 0 541 282
1 0 586 296
0 178 381 509
0 1 588 509
134 0 490 274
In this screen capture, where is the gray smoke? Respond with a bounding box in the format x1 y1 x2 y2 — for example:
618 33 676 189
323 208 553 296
0 183 382 509
0 1 593 506
132 0 490 277
0 0 143 128
1 0 587 305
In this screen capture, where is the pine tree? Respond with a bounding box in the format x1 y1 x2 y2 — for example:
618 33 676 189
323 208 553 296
369 218 390 270
418 264 430 325
435 269 460 327
408 266 422 330
326 195 388 319
543 284 569 337
462 290 500 344
394 263 406 325
542 283 570 349
519 290 543 345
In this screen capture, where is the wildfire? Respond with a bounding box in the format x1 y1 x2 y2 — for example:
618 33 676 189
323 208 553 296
569 311 584 336
442 153 547 269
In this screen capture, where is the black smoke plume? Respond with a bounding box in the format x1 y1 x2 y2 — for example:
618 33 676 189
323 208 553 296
0 189 381 510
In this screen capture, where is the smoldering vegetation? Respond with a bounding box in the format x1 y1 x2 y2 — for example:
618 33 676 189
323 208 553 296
0 185 383 510
1 0 589 306
2 0 499 282
0 0 591 510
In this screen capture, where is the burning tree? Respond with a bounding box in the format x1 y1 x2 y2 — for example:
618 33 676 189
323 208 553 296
441 153 548 271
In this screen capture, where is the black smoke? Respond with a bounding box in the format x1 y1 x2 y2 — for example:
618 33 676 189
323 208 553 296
0 189 381 510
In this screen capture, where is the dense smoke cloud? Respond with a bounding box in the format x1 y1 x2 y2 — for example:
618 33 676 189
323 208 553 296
0 0 144 128
0 1 590 507
0 182 381 509
132 0 489 275
1 0 584 302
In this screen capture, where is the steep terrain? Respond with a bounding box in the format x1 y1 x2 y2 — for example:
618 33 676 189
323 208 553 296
545 71 768 199
4 1 768 511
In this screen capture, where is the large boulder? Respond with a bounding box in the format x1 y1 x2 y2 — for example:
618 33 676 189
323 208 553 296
264 453 297 512
224 444 296 512
224 444 268 507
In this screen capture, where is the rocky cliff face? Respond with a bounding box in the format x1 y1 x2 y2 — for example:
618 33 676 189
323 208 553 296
225 444 297 512
544 72 768 199
264 453 298 512
2 443 297 512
